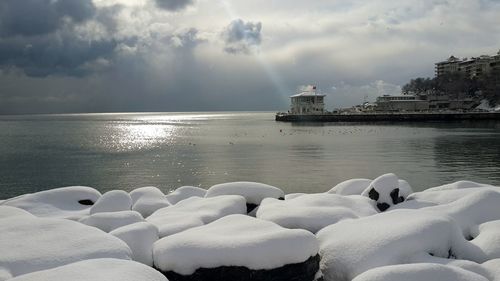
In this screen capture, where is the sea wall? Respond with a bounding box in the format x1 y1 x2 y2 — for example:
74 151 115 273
276 112 500 122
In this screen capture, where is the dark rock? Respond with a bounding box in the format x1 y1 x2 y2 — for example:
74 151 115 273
389 188 400 204
78 199 95 205
278 197 285 200
246 203 258 213
158 254 320 281
368 188 379 201
376 203 390 212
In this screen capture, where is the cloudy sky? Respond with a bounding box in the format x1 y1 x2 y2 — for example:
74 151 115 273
0 0 499 114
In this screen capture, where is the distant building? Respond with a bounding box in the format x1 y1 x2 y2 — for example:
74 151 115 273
435 50 500 78
375 91 479 112
289 85 325 114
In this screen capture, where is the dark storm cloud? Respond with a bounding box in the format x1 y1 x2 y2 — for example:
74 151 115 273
0 0 96 37
0 0 124 77
154 0 194 11
223 19 262 54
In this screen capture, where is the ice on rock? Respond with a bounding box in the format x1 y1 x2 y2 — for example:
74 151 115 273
352 263 488 281
316 209 487 281
328 179 372 195
0 216 131 279
256 193 376 233
79 210 145 232
90 190 132 214
153 214 319 280
165 186 206 205
8 258 168 281
147 195 246 237
110 222 159 266
129 186 170 217
206 182 285 213
0 206 35 219
1 186 101 219
361 173 408 211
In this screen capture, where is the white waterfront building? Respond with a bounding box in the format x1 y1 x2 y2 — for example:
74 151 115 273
289 85 326 115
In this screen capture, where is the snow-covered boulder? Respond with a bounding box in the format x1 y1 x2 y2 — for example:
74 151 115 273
79 210 145 232
0 216 131 280
110 222 159 266
147 195 246 237
425 180 494 192
1 186 101 219
352 263 488 281
206 182 284 213
361 173 410 211
317 209 487 281
471 221 500 259
153 214 319 281
0 206 35 219
327 179 372 195
165 186 206 205
129 186 170 217
90 190 132 214
257 193 376 233
8 258 168 281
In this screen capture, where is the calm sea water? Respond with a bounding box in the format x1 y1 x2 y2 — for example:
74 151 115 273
1 112 500 199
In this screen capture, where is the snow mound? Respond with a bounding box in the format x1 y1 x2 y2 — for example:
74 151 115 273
425 180 493 192
316 209 486 281
90 190 132 214
8 258 168 281
483 259 500 281
1 186 101 219
129 186 170 217
352 263 488 281
470 220 500 259
147 195 246 237
361 173 409 211
79 210 145 232
256 193 376 233
206 181 284 213
165 186 206 205
0 216 131 279
153 214 319 275
328 179 372 195
0 206 35 219
110 222 159 266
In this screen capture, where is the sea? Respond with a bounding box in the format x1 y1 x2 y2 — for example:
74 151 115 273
1 111 500 199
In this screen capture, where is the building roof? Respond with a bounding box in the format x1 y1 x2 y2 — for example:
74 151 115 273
290 91 326 98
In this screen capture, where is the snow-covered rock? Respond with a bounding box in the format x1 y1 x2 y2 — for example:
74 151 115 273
425 180 493 192
79 210 145 232
206 182 284 213
1 186 101 219
0 206 35 219
361 173 409 211
165 186 206 205
328 179 372 195
471 221 500 259
110 222 159 266
153 214 319 281
317 209 487 281
90 190 132 214
0 216 131 280
129 186 170 217
8 258 168 281
352 263 488 281
147 195 246 237
256 193 376 233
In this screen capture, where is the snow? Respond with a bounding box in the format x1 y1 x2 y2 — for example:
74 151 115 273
360 173 410 211
153 214 319 275
90 190 132 214
165 186 206 205
352 263 488 281
328 179 372 195
1 186 101 220
205 181 284 205
110 222 159 266
8 259 168 281
0 216 131 279
79 210 145 232
147 195 246 237
129 186 170 217
0 206 35 219
256 193 376 233
470 220 500 259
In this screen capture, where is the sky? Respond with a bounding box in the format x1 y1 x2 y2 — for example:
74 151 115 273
0 0 499 114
